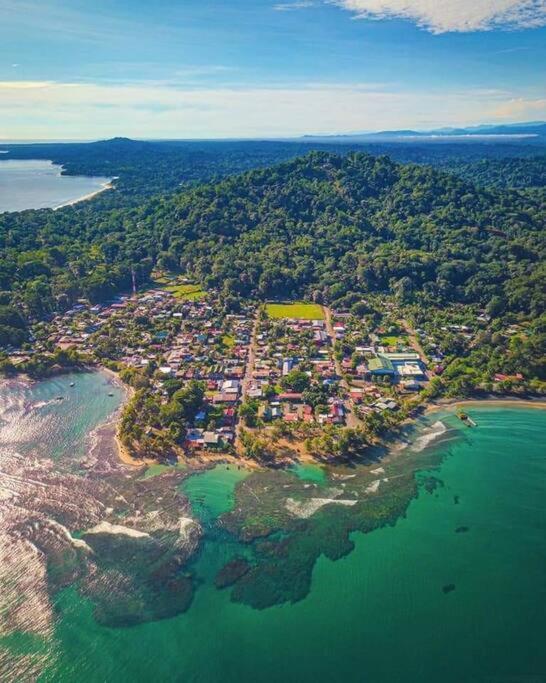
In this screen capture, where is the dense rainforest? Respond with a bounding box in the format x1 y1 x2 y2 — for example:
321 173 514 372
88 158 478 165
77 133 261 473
3 137 545 205
0 146 544 360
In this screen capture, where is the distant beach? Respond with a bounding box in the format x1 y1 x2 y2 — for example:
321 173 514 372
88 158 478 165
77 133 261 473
53 178 114 209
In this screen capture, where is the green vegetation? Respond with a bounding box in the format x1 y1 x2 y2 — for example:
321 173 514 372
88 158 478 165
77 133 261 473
165 283 206 300
379 335 408 347
119 379 206 460
266 303 324 320
1 149 544 397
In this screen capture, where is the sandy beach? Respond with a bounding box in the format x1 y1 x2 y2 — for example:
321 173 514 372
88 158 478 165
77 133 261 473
425 396 546 415
54 178 114 210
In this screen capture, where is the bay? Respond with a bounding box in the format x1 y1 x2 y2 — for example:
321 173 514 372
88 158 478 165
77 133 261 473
0 159 111 212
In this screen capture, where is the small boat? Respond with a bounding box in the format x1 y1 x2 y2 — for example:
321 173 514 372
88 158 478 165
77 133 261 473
108 392 114 397
69 382 75 387
456 410 476 427
56 396 64 401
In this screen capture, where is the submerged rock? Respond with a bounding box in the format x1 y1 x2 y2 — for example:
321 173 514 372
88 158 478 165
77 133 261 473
215 558 251 589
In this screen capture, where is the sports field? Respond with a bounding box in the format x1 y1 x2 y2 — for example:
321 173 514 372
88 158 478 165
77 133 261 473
265 302 324 320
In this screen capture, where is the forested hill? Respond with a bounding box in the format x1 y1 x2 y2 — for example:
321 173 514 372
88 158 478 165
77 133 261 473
2 138 544 209
0 151 544 345
152 152 545 314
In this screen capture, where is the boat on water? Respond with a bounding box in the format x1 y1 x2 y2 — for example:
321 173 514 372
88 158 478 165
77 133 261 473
456 409 477 427
108 392 114 397
70 382 75 387
56 396 64 401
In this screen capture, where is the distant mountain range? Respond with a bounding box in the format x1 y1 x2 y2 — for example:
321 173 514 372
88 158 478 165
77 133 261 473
301 121 546 143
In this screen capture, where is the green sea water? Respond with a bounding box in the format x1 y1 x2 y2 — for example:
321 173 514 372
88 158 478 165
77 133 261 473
30 406 545 683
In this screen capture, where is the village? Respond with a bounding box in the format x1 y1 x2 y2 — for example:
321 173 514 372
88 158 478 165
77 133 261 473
1 273 478 463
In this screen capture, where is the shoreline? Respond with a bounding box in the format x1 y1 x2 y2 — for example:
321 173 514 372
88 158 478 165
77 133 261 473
424 396 546 415
53 178 114 210
2 365 544 470
98 367 152 468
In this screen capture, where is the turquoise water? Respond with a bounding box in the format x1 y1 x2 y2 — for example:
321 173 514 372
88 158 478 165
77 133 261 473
0 159 111 212
290 462 327 484
182 465 249 523
31 407 545 683
1 391 545 682
0 370 125 461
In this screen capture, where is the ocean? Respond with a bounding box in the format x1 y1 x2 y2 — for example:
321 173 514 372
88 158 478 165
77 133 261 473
0 373 544 682
0 159 111 212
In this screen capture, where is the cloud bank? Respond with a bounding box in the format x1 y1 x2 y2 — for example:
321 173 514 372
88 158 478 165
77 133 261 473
334 0 546 33
1 80 545 140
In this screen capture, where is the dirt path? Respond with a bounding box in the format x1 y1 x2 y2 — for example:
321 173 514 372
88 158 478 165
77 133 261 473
400 318 428 363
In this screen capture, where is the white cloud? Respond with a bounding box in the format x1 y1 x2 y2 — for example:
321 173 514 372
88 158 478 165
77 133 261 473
333 0 546 33
0 79 544 140
273 1 316 10
490 96 546 118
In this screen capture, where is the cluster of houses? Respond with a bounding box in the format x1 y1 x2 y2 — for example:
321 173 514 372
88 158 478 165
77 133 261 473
5 286 441 454
247 315 347 426
87 291 256 452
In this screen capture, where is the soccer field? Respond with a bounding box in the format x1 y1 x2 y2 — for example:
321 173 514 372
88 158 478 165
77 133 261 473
265 302 324 320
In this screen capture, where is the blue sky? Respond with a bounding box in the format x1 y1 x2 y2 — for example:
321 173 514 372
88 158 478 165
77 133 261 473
1 0 545 139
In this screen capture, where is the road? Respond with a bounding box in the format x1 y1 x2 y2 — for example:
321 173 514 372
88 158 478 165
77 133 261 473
400 318 429 362
323 306 361 429
235 314 259 453
241 314 259 401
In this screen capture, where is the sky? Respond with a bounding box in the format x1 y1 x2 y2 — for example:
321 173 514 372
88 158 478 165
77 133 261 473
1 0 545 139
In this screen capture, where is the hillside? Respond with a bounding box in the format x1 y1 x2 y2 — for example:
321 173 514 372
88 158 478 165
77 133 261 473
151 152 545 315
0 152 544 349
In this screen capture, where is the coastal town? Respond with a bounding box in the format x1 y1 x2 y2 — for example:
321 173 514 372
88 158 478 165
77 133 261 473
2 272 519 466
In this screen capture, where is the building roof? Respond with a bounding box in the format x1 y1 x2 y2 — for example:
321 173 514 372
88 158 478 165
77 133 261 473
368 355 394 373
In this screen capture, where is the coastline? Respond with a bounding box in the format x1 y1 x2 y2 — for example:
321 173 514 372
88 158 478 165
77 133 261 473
53 178 114 210
98 367 152 468
424 396 546 415
4 362 544 470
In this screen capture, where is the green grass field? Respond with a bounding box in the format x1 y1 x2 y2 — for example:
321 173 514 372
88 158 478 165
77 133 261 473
164 283 206 300
380 335 409 347
265 302 324 320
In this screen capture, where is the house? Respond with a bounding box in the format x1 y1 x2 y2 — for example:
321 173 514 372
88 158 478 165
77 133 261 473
186 428 204 447
203 431 221 448
302 404 314 422
212 393 239 404
493 373 523 382
282 359 294 376
277 392 303 402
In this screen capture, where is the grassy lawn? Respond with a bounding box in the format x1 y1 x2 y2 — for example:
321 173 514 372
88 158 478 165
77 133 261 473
165 283 206 300
151 272 206 299
380 335 409 346
265 302 324 320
